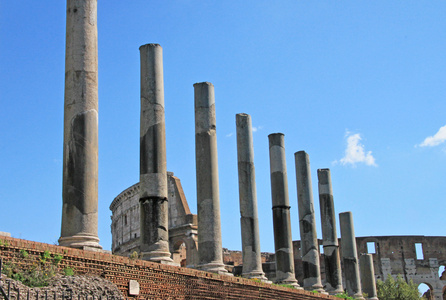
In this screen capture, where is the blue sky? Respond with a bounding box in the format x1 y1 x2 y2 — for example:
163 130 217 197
1 1 445 257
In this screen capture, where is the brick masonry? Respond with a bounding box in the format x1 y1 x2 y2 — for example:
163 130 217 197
0 236 337 299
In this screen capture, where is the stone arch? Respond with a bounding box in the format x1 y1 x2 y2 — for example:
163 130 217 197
170 233 198 268
418 282 434 300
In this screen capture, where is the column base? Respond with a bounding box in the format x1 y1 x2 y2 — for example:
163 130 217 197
141 251 180 266
196 262 233 275
324 284 344 295
242 271 271 283
275 271 303 289
304 283 327 294
58 235 102 250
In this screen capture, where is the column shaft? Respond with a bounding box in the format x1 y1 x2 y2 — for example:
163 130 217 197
194 82 228 274
236 113 268 281
268 133 300 288
59 0 101 250
317 168 343 294
295 151 324 292
340 212 364 299
360 254 378 300
139 44 173 264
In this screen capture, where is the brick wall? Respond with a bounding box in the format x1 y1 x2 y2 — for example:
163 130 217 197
0 236 336 300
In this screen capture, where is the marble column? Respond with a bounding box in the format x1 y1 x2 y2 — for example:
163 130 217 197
359 254 378 300
294 151 324 292
59 0 101 250
194 82 228 274
340 212 364 299
268 133 300 288
317 168 343 294
139 44 174 264
236 113 268 281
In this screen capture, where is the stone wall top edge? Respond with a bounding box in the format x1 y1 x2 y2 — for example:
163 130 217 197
1 236 337 299
110 182 140 210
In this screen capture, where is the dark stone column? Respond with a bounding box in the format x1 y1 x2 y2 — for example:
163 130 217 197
340 212 364 299
268 133 300 288
59 0 101 250
360 254 378 300
236 113 268 281
139 44 175 264
317 168 343 294
294 151 324 292
194 82 229 274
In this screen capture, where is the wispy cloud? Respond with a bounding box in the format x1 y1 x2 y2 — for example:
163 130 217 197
252 125 263 133
417 124 446 147
335 132 377 167
226 132 234 138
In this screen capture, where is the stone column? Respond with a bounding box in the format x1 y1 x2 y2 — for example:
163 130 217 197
317 168 343 295
59 0 101 250
194 82 228 274
340 212 364 299
268 133 300 288
236 113 268 281
294 151 324 292
139 44 174 264
359 254 378 300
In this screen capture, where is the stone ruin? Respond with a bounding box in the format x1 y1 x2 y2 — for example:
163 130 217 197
58 1 445 299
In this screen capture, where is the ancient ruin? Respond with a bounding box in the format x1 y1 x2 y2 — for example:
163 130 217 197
340 212 364 299
295 151 324 292
110 172 197 267
59 0 101 250
360 254 378 300
55 1 445 298
138 44 174 264
317 168 343 294
235 113 268 281
193 82 228 274
268 133 300 288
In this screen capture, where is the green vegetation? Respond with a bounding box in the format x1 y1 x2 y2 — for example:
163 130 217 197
20 249 29 259
0 239 10 247
1 249 69 287
63 267 74 276
334 292 355 299
52 254 63 265
376 274 425 300
129 251 139 260
2 262 57 287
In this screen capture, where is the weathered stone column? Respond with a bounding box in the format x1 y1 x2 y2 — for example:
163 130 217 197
294 151 324 292
268 133 300 288
139 44 174 264
317 168 343 295
194 82 229 274
340 212 364 299
359 254 378 300
59 0 101 250
236 113 268 281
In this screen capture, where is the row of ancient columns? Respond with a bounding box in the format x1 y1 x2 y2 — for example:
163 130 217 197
59 1 377 296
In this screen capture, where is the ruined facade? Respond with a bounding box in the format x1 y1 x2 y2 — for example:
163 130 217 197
109 172 198 267
289 236 446 299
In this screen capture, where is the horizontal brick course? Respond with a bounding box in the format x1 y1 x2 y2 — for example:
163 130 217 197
0 236 336 299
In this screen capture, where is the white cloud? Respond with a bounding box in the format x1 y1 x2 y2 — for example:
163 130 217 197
418 125 446 147
226 132 234 138
337 132 377 167
252 125 263 133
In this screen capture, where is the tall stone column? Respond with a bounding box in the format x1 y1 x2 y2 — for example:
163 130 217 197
194 82 228 274
317 168 343 295
139 44 174 264
340 212 364 300
294 151 324 292
268 133 300 288
236 113 268 281
359 254 378 300
59 0 101 250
